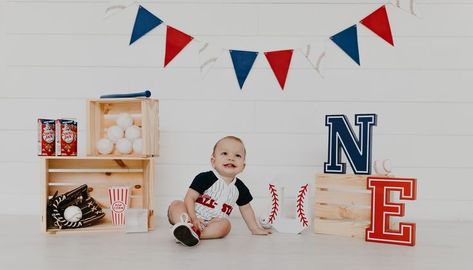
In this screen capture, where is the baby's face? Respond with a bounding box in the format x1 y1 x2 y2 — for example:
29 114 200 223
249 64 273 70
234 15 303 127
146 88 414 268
211 138 246 181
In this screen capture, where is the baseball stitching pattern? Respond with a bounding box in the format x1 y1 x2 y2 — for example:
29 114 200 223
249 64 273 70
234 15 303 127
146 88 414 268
297 184 309 227
268 184 279 224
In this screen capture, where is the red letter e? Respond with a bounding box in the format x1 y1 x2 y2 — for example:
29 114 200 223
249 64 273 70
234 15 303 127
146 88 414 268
366 177 417 246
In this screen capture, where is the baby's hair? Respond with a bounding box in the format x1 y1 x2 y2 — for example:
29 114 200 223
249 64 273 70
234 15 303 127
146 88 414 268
212 136 246 156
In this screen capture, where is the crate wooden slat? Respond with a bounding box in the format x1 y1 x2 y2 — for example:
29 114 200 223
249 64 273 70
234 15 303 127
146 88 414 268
314 219 370 238
314 204 371 221
41 156 155 234
313 173 371 239
87 98 159 157
48 172 145 188
314 190 371 206
316 174 367 190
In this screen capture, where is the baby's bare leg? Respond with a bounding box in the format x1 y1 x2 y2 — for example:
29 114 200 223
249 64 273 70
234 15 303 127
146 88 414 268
200 218 231 239
167 200 187 225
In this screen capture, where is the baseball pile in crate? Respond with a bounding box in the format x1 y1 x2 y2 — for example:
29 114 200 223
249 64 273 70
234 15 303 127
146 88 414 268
41 93 159 234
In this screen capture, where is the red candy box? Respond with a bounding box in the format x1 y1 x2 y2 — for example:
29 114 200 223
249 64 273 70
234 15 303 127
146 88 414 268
55 119 77 156
38 119 56 156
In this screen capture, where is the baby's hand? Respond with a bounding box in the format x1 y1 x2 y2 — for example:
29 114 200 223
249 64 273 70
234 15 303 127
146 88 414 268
190 218 201 232
191 218 207 232
251 227 272 235
197 218 208 231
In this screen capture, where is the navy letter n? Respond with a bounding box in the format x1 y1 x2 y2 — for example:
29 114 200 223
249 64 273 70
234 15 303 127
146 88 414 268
324 114 377 175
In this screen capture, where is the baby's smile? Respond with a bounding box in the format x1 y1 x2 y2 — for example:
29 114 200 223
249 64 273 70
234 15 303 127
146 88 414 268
223 163 236 168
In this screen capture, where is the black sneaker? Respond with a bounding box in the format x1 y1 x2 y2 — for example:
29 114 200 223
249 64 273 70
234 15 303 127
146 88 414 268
171 214 200 247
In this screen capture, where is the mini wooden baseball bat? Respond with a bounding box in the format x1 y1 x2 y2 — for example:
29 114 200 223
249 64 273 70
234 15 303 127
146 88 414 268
100 90 151 99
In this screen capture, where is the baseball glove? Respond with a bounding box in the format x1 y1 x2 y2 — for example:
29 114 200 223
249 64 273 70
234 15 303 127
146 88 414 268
48 184 105 229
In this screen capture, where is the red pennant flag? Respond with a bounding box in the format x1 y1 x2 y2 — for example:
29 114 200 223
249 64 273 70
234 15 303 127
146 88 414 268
360 5 394 46
164 26 193 67
264 49 293 90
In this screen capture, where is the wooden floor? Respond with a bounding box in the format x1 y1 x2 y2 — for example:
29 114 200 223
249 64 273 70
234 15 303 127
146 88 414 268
0 215 471 270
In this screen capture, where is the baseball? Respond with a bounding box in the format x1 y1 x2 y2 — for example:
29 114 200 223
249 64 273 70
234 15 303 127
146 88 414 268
107 125 124 142
116 113 133 129
259 216 272 229
96 138 114 154
64 205 82 222
374 159 392 175
133 138 143 154
383 159 392 174
116 138 133 154
125 125 141 141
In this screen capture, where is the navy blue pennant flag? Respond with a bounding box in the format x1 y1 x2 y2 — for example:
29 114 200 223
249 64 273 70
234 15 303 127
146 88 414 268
129 6 163 45
330 25 360 65
229 50 258 89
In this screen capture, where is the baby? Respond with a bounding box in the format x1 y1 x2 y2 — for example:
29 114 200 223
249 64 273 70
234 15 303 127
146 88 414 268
167 136 271 246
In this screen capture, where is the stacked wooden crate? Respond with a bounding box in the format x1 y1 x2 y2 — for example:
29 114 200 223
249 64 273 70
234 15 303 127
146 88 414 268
313 173 371 238
41 98 159 233
87 99 159 157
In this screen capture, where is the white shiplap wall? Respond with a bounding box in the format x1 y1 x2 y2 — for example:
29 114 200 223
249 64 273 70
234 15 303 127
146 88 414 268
1 0 472 221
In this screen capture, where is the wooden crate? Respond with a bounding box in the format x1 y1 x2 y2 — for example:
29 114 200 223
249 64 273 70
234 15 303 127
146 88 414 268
313 173 371 238
41 156 155 233
87 98 159 157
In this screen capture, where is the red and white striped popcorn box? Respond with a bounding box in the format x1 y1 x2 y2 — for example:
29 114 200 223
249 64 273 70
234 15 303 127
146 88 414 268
108 186 130 226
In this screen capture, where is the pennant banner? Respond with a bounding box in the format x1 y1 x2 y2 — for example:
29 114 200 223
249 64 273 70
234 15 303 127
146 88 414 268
229 50 259 89
164 26 194 67
197 41 224 78
264 49 294 90
330 25 360 65
129 5 163 45
127 4 405 89
360 5 394 46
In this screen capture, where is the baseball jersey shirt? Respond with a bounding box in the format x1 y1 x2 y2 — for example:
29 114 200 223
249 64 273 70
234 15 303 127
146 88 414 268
190 170 253 220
